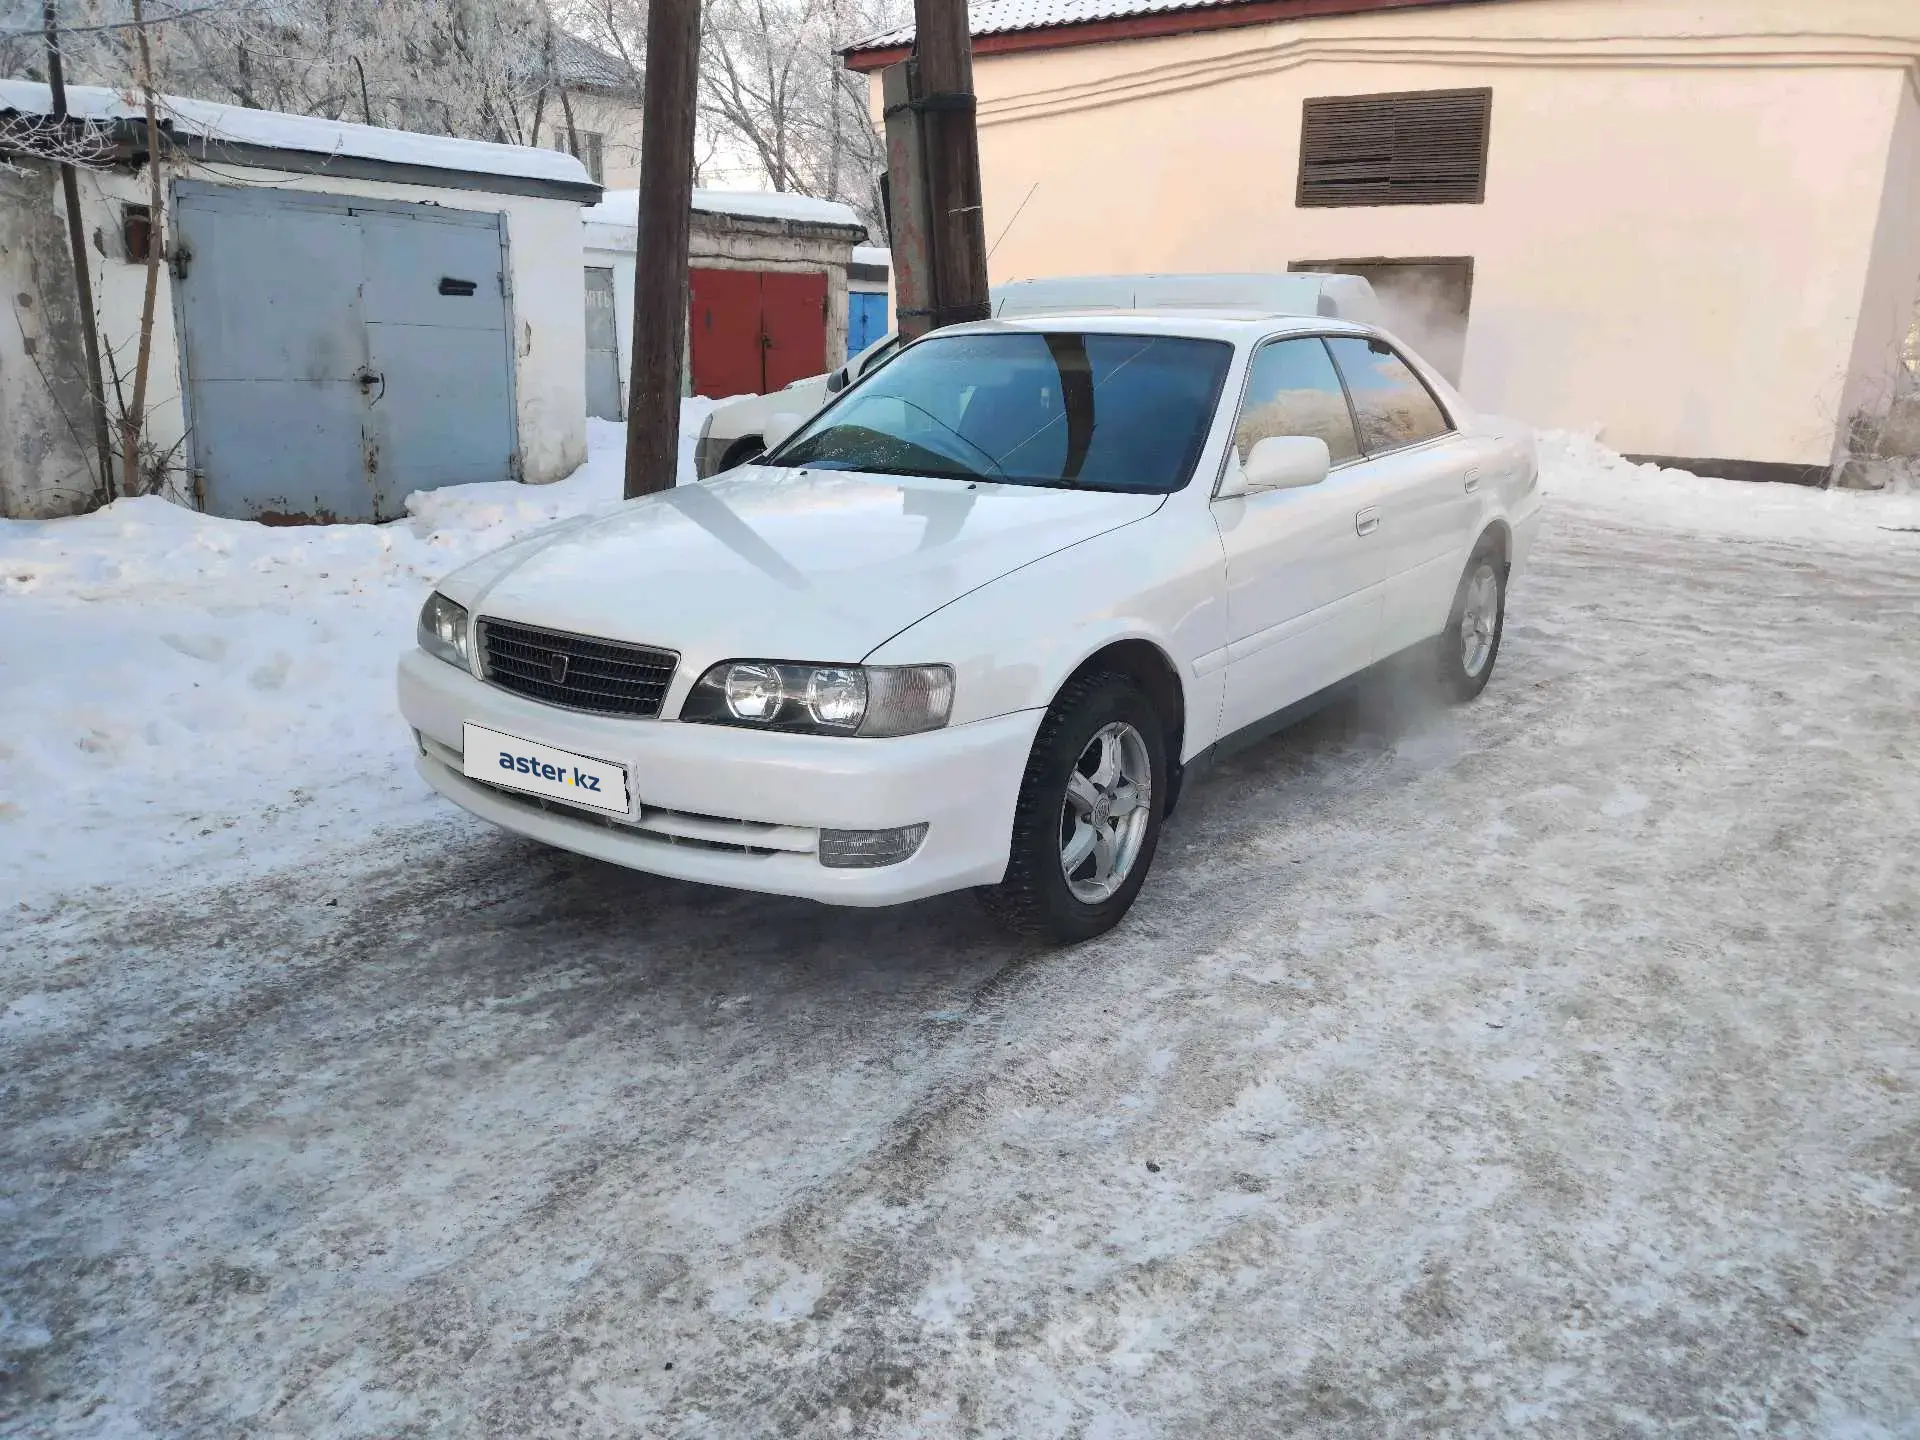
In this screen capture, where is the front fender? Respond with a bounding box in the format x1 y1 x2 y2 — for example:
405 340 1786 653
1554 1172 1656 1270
862 500 1229 761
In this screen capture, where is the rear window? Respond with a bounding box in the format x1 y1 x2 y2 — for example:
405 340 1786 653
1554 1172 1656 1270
1323 337 1453 453
768 331 1234 494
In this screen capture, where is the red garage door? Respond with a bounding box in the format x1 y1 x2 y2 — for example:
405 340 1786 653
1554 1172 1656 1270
688 268 827 398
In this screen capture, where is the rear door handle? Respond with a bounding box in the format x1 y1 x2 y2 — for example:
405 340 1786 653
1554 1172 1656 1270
1355 506 1381 537
1464 468 1483 494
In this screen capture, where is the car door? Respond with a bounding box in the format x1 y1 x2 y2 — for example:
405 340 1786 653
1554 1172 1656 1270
1211 336 1393 738
1323 336 1480 655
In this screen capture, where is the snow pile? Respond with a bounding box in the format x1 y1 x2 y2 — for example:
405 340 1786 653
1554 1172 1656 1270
0 79 592 187
1536 428 1920 545
0 406 718 911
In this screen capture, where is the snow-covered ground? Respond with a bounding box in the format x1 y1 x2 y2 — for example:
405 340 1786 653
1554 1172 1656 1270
1 407 712 911
3 420 1919 1436
4 417 1915 916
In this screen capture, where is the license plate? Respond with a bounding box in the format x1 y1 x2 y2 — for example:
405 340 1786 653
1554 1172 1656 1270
462 723 631 815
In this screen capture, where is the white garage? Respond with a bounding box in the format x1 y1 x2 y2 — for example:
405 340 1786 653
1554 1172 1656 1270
0 81 600 521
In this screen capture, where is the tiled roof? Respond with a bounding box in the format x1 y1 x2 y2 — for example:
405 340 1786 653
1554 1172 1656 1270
849 0 1254 51
555 31 636 91
846 0 1505 54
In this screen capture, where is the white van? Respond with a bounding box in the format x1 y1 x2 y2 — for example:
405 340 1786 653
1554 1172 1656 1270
690 272 1385 477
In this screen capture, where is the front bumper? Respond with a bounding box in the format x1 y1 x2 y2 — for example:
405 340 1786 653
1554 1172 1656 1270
396 649 1040 906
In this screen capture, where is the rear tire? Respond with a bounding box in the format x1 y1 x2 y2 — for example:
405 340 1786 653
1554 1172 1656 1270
1437 543 1506 703
978 673 1167 944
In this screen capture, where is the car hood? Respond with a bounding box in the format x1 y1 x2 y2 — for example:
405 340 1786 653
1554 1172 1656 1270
458 467 1164 664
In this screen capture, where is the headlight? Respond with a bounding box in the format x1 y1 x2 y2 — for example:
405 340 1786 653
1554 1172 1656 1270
417 591 471 670
681 661 953 737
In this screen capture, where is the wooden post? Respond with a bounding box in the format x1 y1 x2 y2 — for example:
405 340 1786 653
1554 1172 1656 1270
880 61 935 342
43 0 115 502
623 0 701 499
911 0 989 329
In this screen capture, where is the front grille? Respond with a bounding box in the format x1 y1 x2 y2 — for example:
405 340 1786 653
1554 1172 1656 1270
478 618 677 718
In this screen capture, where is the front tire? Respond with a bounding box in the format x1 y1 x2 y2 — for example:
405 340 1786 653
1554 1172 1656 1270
979 673 1168 944
718 436 765 472
1437 544 1506 702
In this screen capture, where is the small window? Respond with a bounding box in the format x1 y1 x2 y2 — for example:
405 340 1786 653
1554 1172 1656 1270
1298 88 1492 208
1323 337 1452 454
1232 338 1360 468
552 128 606 185
121 203 153 263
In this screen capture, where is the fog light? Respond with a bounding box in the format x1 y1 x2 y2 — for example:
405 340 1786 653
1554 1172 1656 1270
819 823 929 869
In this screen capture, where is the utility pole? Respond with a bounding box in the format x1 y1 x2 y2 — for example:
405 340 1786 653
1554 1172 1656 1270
622 0 702 499
43 0 114 502
911 0 989 329
880 61 935 342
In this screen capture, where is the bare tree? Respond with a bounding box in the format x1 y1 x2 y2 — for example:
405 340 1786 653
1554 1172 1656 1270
699 0 895 214
560 0 896 224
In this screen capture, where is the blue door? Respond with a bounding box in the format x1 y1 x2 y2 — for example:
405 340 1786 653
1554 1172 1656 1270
848 290 889 357
173 181 516 522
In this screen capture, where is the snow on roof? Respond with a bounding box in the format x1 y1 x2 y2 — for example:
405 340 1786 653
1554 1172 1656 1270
585 188 867 232
0 79 593 187
852 245 892 268
846 0 1477 51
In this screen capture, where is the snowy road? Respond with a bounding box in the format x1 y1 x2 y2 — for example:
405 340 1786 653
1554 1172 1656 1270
5 502 1919 1436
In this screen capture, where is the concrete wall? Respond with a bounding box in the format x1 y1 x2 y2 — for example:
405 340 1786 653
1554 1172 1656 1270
870 0 1920 470
583 210 857 407
1 154 589 517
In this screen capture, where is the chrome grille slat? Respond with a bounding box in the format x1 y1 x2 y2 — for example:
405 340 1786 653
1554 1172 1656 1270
478 619 677 718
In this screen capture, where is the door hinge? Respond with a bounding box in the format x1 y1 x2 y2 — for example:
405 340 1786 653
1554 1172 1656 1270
169 244 192 282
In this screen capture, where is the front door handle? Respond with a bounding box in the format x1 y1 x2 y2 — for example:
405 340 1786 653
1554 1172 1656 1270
1464 468 1483 494
1355 505 1381 537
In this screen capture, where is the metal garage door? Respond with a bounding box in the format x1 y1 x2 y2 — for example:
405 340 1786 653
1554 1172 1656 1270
172 181 517 523
848 291 889 355
687 267 827 398
583 266 623 420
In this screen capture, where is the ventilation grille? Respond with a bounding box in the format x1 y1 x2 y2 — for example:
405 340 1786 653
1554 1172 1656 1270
1298 88 1492 208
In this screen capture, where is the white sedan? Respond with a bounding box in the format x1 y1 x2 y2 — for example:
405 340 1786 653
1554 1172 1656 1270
397 312 1540 942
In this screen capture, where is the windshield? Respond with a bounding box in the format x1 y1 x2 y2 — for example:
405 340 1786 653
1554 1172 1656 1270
765 331 1234 493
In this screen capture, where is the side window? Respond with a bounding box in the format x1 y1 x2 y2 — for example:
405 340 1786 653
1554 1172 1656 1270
1232 337 1361 467
1323 337 1452 454
859 336 900 376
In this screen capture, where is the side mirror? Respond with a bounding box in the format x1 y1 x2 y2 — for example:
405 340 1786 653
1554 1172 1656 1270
1243 435 1331 492
824 366 847 394
761 411 805 452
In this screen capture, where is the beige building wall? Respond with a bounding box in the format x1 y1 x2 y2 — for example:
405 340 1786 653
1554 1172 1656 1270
870 0 1920 470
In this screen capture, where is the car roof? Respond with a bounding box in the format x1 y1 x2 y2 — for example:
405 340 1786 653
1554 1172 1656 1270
992 271 1386 326
938 309 1374 344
